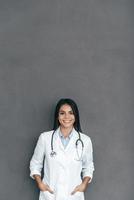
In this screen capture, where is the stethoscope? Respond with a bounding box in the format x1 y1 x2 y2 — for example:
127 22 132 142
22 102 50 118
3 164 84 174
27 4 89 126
50 129 84 161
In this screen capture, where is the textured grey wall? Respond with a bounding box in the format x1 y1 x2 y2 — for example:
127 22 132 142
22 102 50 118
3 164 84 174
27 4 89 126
0 0 134 200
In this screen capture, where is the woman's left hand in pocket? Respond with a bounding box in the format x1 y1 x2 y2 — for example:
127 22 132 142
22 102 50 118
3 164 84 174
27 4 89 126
71 182 87 195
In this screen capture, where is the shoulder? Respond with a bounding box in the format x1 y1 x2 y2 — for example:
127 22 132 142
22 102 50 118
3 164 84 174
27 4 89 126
38 130 54 140
80 132 93 146
80 132 92 140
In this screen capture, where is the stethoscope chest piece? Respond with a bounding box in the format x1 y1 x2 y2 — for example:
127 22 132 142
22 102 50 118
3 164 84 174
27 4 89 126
50 151 57 157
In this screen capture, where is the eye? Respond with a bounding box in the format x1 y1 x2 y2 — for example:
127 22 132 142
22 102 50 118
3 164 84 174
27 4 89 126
59 112 64 115
69 111 74 115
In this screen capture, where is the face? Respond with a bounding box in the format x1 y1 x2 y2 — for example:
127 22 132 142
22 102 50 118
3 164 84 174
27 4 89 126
58 104 75 129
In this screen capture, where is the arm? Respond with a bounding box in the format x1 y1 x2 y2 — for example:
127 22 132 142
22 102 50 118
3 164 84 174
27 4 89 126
29 134 54 193
71 176 92 195
29 134 45 179
33 174 54 193
71 137 94 195
82 176 91 187
33 174 42 185
81 137 95 184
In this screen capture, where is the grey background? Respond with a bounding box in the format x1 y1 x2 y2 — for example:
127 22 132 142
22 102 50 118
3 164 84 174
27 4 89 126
0 0 134 200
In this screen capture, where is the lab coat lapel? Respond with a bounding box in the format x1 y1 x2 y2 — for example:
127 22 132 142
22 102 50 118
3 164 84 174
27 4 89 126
53 127 78 152
53 127 65 152
64 128 78 152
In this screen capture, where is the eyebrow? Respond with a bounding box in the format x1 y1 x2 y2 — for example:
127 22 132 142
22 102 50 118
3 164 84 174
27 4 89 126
59 109 73 112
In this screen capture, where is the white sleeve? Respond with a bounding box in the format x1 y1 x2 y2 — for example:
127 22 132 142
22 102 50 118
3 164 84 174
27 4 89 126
29 133 45 179
82 137 95 183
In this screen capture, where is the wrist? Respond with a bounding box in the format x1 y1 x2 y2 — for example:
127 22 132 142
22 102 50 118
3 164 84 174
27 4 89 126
33 175 42 185
82 177 91 186
81 181 88 188
37 180 42 186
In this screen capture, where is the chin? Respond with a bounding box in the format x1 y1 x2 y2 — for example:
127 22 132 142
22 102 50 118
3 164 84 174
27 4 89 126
62 124 74 128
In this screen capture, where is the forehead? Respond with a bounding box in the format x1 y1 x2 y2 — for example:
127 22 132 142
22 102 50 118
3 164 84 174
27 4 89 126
59 104 72 111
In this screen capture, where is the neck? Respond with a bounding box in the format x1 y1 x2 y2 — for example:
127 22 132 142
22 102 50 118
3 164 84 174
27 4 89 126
59 126 73 138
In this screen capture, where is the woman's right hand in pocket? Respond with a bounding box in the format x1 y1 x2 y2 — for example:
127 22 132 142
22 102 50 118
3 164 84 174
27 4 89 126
38 182 54 194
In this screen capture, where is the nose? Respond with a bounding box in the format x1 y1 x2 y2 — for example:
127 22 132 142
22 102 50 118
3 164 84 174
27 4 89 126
64 113 70 119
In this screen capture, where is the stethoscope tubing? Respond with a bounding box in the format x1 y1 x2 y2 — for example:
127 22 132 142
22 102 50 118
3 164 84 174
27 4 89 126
50 129 84 160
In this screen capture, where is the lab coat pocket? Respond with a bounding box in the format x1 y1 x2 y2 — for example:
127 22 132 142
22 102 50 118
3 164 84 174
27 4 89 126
69 191 84 200
42 191 55 200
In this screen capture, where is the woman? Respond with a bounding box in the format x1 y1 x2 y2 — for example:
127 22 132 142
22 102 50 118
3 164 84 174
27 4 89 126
30 98 94 200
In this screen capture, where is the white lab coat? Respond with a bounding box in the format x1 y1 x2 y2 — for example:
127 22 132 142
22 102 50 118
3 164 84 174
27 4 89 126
30 127 94 200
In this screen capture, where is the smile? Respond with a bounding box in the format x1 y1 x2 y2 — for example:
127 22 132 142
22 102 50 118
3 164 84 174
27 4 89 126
63 121 72 123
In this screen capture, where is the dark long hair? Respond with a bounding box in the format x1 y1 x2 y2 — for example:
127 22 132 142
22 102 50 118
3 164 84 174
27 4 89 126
53 98 82 132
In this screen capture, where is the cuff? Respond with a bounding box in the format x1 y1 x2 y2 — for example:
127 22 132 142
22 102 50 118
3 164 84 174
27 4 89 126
82 173 93 183
30 170 41 179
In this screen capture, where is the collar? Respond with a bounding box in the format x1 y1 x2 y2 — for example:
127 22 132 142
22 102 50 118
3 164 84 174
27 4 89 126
59 127 74 139
54 126 77 139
